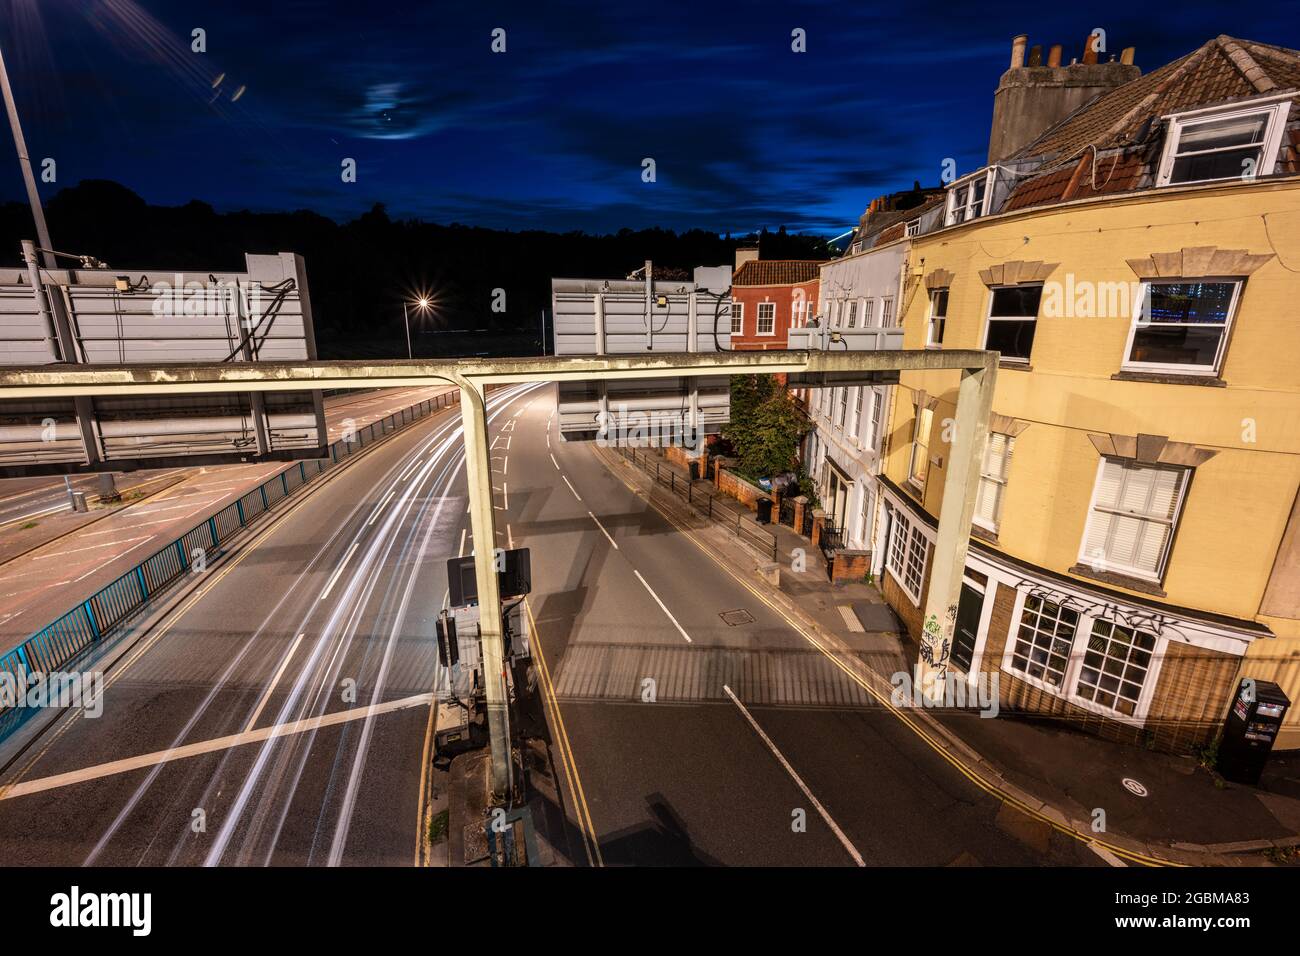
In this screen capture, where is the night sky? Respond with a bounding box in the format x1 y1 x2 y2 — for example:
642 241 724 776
3 1 1299 237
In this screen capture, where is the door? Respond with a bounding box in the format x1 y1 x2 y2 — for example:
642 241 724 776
951 583 983 673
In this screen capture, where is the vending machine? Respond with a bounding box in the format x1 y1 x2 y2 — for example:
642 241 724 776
1217 678 1291 785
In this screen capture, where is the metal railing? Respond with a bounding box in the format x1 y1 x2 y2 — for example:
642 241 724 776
0 389 461 735
616 445 777 562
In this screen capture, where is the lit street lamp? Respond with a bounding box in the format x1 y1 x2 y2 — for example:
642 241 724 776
402 296 432 358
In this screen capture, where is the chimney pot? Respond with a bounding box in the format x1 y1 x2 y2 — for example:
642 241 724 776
1120 46 1135 65
1028 44 1043 67
1048 44 1062 67
1082 33 1100 65
1010 34 1028 69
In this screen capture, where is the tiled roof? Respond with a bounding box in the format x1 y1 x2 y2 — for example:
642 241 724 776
1014 36 1300 170
732 259 826 285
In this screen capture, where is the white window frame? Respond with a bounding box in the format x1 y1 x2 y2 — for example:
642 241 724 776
926 288 948 347
1156 98 1291 188
868 387 883 449
983 283 1041 365
845 299 858 329
756 301 776 336
1076 457 1190 583
905 219 921 237
1120 279 1243 376
880 297 895 328
973 433 1014 533
834 386 847 428
998 587 1167 726
885 509 928 605
730 302 744 335
849 387 862 439
945 168 995 226
907 404 933 490
862 298 875 327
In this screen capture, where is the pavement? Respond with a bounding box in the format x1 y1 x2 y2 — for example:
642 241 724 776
608 443 1300 865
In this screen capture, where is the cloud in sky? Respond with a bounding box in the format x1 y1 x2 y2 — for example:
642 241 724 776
2 0 1297 234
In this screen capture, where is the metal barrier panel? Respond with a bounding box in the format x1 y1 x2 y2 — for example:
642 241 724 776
142 545 185 592
213 502 243 541
180 524 213 559
89 571 146 633
240 489 267 520
264 478 286 506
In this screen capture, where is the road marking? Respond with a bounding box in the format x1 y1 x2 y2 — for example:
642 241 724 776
398 458 419 481
524 598 602 867
457 527 467 557
550 453 559 470
503 482 509 510
0 694 434 802
243 632 306 732
367 489 396 525
1088 841 1128 867
319 542 359 600
633 570 691 643
608 452 1176 868
837 605 865 633
723 685 865 866
562 476 582 501
587 511 618 549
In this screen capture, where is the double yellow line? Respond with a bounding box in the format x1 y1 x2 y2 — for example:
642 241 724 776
602 450 1179 869
525 597 603 866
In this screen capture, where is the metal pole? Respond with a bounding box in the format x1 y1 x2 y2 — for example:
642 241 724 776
0 40 54 263
403 302 412 360
457 379 513 799
917 363 996 701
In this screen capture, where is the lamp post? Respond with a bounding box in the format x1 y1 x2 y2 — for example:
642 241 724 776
403 296 431 358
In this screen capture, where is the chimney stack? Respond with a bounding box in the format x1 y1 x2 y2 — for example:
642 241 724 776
734 247 759 272
1010 34 1028 69
987 33 1141 164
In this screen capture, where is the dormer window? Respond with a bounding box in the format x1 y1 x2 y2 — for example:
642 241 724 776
945 168 995 225
1156 98 1292 187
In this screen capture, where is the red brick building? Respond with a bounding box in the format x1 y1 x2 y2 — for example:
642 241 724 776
729 257 824 350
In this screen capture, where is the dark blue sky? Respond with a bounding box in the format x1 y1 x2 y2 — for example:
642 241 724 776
4 1 1299 235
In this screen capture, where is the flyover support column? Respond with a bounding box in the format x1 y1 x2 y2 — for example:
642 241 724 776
917 361 996 702
457 378 513 799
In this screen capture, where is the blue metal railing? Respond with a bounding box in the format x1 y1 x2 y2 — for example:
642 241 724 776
0 389 460 737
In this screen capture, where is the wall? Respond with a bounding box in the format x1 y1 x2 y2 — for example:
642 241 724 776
730 278 818 349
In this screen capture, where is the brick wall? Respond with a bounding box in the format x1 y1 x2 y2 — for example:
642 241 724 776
831 549 871 583
717 466 768 511
880 550 930 643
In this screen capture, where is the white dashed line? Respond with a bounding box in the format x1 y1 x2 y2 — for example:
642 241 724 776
588 511 618 549
562 476 582 501
633 570 691 643
319 542 359 600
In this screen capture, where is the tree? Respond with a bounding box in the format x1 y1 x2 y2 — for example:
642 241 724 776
722 375 810 480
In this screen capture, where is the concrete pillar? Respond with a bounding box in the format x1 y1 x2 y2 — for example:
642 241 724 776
458 379 513 799
917 364 996 701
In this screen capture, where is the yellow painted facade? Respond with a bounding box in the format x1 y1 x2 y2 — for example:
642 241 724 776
882 178 1300 743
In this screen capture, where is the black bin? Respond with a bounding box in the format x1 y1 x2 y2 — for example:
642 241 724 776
688 460 700 481
1218 678 1291 785
755 497 773 524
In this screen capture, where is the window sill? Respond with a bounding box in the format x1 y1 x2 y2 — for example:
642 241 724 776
905 479 925 500
970 523 999 546
1111 370 1226 387
998 360 1032 371
1067 563 1167 598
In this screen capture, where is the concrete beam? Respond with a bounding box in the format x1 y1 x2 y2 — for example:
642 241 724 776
0 349 996 398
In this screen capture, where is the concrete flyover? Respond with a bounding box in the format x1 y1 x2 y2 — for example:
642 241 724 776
0 348 997 799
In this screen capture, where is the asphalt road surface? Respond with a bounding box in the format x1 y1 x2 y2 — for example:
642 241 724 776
0 385 1105 866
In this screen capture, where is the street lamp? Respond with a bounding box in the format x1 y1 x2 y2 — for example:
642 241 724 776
402 296 432 359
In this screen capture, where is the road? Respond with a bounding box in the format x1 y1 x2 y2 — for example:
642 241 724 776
0 383 537 865
0 385 1103 866
0 385 451 647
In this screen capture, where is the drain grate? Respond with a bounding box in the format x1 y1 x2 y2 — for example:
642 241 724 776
719 608 754 627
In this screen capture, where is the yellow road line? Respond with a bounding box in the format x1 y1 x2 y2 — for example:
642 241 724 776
601 450 1180 868
525 597 603 867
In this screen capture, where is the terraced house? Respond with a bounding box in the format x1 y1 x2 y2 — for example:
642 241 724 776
871 34 1300 751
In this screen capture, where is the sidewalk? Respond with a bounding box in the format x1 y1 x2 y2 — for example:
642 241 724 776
601 442 1300 864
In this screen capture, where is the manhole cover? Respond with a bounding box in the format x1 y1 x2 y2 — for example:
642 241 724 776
719 609 754 627
1121 777 1149 797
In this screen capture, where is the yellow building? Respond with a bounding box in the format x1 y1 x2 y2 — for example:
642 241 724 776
874 36 1300 751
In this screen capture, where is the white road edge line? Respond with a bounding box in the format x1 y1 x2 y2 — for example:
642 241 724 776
319 542 360 600
723 684 866 867
587 511 618 549
244 632 306 732
562 475 582 501
633 570 690 643
550 453 559 470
